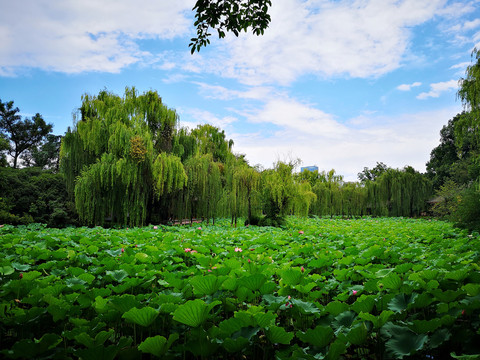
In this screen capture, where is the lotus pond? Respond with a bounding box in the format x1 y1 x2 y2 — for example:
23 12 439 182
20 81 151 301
1 217 480 359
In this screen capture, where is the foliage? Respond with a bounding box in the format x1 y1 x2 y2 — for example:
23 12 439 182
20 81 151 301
0 167 76 226
430 180 464 219
20 134 62 171
358 162 389 183
0 99 53 169
1 217 480 359
190 0 272 53
60 88 187 227
453 186 480 232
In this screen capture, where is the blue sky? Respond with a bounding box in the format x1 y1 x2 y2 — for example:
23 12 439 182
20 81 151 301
1 0 479 180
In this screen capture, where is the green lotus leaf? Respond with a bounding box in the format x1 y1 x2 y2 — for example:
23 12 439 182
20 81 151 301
358 310 393 329
222 337 250 353
253 311 277 328
135 252 150 263
122 307 158 327
11 262 31 271
333 311 357 330
232 326 260 340
388 293 418 313
444 268 469 281
431 289 463 302
106 270 129 282
326 301 348 316
173 299 221 327
346 322 369 345
291 298 321 315
381 273 402 290
109 294 141 313
381 323 428 359
327 337 347 360
138 333 179 357
450 353 480 359
394 263 413 274
408 318 441 334
279 268 302 286
296 325 333 347
462 283 480 296
0 265 14 275
266 326 293 345
219 317 244 336
351 295 375 314
10 333 62 359
237 273 267 292
429 328 451 349
190 275 227 296
78 273 95 284
22 271 42 281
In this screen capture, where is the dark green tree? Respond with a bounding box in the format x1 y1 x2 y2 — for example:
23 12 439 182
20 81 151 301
358 162 389 183
0 99 53 169
190 0 272 53
21 134 62 171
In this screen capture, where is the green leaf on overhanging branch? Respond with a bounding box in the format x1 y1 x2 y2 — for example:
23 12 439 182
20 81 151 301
138 333 179 357
173 299 221 327
190 274 227 296
388 293 418 313
266 326 294 345
296 326 334 348
122 307 158 327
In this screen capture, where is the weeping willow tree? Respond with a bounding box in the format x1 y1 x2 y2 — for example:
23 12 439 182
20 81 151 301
366 167 432 217
60 88 187 226
173 154 223 223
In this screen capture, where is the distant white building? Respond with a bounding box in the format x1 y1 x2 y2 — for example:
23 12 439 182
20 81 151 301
301 166 318 172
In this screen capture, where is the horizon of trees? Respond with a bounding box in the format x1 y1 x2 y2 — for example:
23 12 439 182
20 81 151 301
2 49 480 229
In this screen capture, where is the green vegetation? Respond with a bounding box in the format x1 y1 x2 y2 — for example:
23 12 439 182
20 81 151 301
1 217 479 359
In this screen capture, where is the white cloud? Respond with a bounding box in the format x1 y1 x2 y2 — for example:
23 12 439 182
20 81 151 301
188 0 447 85
0 0 194 74
193 82 273 101
232 100 461 181
417 80 458 99
397 82 422 91
179 108 238 131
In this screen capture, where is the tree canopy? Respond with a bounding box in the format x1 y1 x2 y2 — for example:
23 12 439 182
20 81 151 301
190 0 272 53
0 99 53 169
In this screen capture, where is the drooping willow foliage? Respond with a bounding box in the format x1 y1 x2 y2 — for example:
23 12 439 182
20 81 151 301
300 167 432 218
60 88 187 226
61 88 433 227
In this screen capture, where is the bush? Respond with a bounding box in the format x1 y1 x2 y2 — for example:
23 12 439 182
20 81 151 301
454 185 480 232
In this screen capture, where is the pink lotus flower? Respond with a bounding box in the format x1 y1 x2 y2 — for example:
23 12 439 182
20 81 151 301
153 225 158 230
121 248 125 253
208 269 212 272
19 273 23 279
191 250 198 253
288 295 291 300
235 247 243 252
299 230 304 234
462 309 466 316
301 266 305 272
184 248 192 253
212 266 217 269
352 290 358 295
285 302 289 307
248 259 251 263
290 304 293 308
197 227 202 230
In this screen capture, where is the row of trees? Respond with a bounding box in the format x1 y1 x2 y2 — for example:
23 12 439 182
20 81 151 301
4 47 480 228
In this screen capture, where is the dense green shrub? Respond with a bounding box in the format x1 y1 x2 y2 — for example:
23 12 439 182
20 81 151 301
454 185 480 232
0 167 77 227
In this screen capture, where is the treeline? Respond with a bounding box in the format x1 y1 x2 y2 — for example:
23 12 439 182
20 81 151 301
0 88 434 227
2 48 480 229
